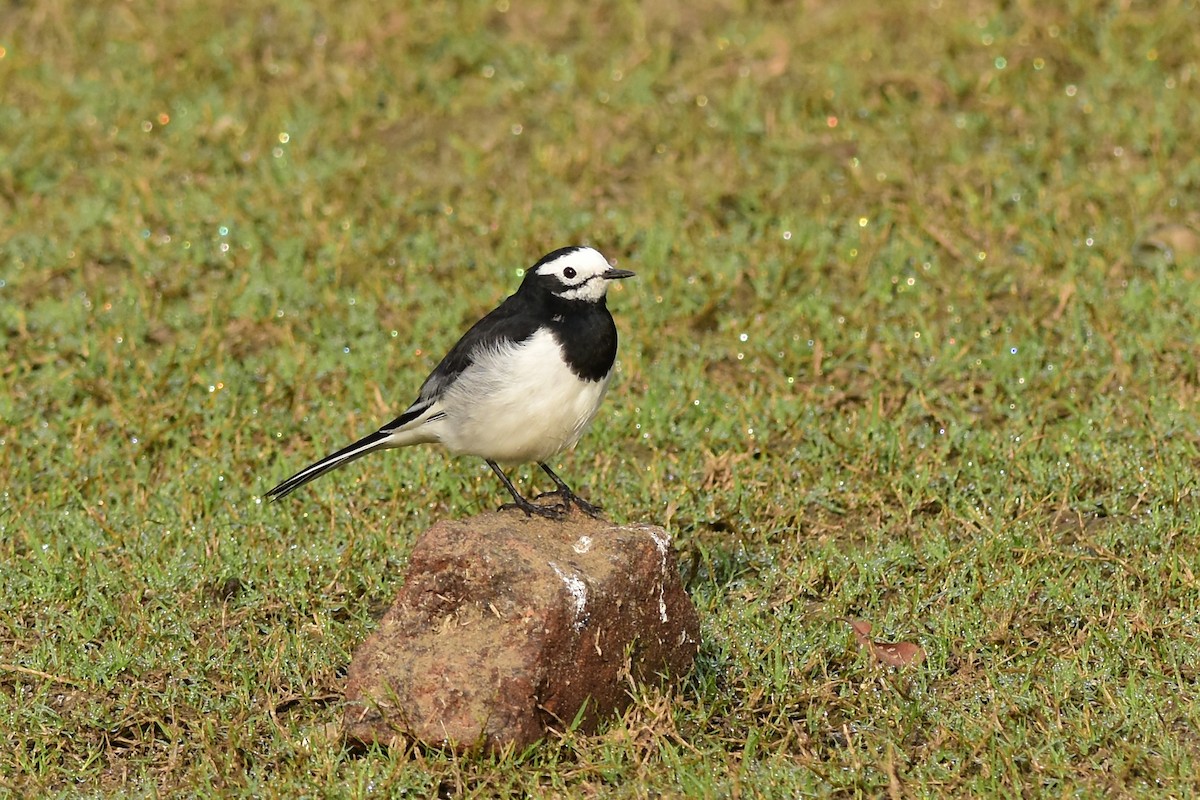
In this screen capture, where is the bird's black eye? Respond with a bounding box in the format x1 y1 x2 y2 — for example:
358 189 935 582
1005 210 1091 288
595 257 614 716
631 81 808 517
563 267 577 280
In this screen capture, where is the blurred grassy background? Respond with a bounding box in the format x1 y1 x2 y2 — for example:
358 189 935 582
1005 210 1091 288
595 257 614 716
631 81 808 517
3 0 1200 796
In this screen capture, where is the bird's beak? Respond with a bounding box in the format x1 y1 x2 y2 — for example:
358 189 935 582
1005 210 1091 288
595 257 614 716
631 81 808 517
603 267 636 280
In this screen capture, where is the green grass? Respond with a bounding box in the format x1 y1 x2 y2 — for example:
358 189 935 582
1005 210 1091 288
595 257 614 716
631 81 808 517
3 0 1200 795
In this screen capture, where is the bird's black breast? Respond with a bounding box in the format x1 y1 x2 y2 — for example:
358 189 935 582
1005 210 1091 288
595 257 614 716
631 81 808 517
548 299 619 382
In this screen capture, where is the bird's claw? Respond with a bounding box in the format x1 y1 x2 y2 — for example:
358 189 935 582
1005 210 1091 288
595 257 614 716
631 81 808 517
499 498 568 519
533 490 605 520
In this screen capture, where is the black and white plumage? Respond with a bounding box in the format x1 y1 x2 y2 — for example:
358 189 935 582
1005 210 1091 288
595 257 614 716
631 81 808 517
264 246 634 518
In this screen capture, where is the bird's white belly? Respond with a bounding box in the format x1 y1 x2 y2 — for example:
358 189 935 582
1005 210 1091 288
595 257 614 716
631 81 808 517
435 329 612 464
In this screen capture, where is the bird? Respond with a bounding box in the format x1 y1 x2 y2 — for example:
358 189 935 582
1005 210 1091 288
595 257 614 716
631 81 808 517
263 245 635 519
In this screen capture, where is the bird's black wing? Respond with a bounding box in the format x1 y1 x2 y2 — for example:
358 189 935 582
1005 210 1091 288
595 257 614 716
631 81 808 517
378 292 542 431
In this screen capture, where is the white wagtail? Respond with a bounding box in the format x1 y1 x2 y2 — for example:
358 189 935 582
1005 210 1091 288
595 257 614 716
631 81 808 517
264 246 635 518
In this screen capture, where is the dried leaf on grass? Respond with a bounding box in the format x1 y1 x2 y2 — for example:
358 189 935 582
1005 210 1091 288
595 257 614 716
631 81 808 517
1134 222 1200 265
843 618 926 668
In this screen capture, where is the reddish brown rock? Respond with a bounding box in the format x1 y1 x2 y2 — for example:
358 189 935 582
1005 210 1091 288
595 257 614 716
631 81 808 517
342 510 699 753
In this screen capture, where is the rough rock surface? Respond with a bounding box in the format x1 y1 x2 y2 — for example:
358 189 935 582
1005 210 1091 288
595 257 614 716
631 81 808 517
343 510 699 753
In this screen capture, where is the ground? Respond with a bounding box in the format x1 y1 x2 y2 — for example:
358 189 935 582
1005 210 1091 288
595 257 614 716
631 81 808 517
2 0 1200 797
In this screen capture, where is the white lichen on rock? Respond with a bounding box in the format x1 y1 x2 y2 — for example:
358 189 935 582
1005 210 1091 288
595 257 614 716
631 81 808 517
549 561 588 628
646 529 671 623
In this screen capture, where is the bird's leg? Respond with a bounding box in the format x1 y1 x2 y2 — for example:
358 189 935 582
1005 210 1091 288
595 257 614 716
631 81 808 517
537 462 605 519
487 460 565 519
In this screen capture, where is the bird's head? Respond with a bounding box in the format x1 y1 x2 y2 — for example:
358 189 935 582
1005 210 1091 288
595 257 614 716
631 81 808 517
526 246 635 303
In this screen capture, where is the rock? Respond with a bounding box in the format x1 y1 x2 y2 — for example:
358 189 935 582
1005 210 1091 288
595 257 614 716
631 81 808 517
342 510 700 753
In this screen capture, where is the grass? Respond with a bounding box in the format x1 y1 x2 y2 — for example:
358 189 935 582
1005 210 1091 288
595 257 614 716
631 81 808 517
3 0 1200 795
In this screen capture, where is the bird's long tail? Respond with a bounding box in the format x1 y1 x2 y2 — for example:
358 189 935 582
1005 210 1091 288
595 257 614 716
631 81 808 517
264 429 395 500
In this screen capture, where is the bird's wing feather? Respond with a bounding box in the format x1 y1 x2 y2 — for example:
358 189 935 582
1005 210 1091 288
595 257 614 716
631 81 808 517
266 289 542 500
380 292 542 428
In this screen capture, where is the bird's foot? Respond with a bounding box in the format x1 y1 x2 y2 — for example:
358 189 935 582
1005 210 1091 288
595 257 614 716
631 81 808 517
500 496 568 519
534 489 605 520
